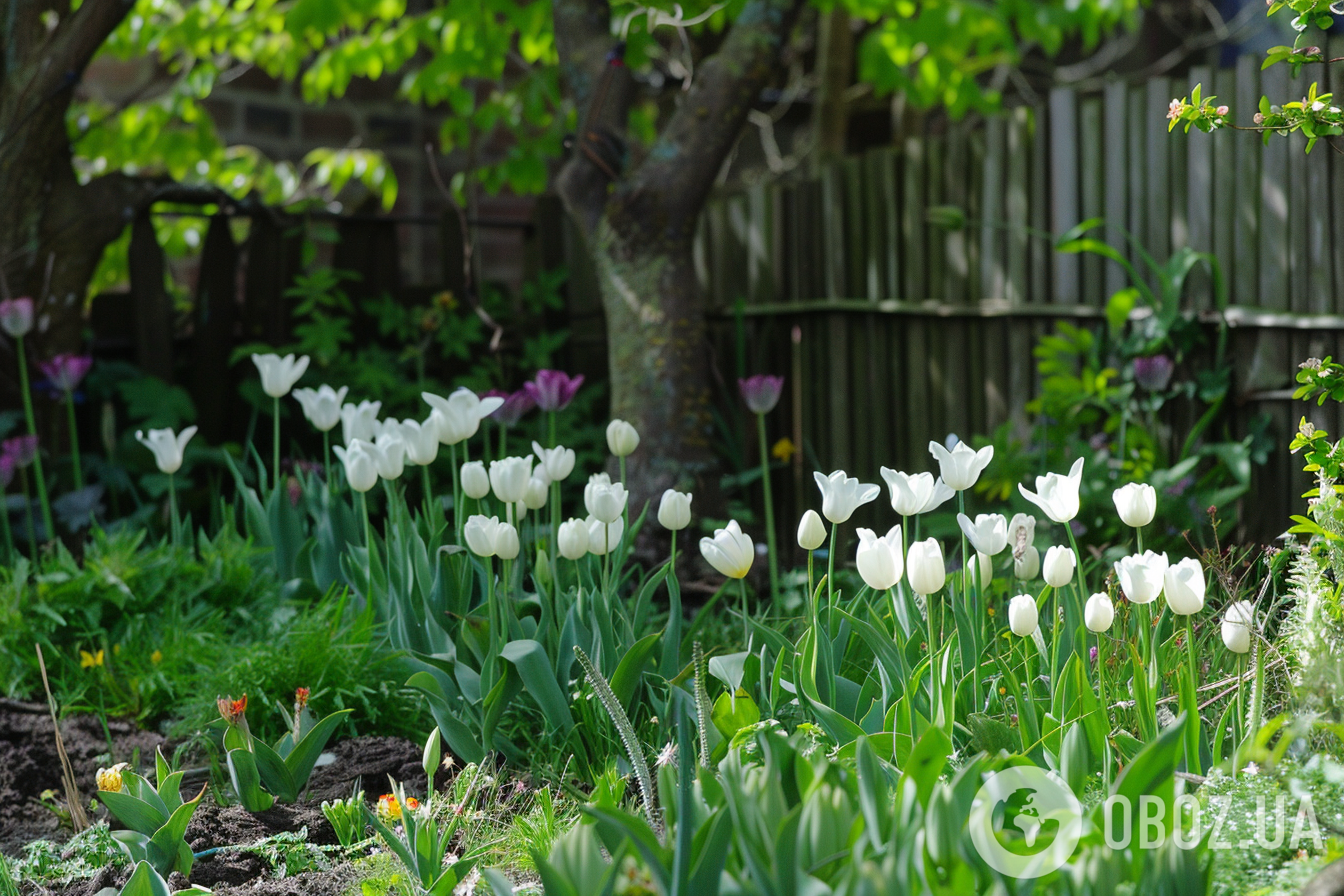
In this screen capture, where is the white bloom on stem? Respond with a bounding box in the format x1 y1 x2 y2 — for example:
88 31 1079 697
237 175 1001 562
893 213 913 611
1014 545 1040 581
372 431 406 480
557 519 590 560
1042 545 1076 588
606 419 640 457
333 439 378 492
461 461 490 500
586 515 625 556
699 520 754 579
906 538 946 595
974 551 993 585
1163 557 1206 615
252 353 310 398
1085 593 1114 633
1112 482 1157 528
399 418 440 466
489 456 533 504
293 385 348 432
422 389 504 445
855 525 903 591
1114 551 1169 605
584 475 628 523
1221 601 1255 654
813 470 880 524
879 468 954 515
136 426 197 475
340 400 382 446
494 521 520 561
523 475 549 511
1018 458 1085 523
532 442 576 482
1008 595 1039 637
1009 513 1037 551
464 515 504 558
657 490 692 531
927 440 994 491
797 509 828 550
956 512 1008 556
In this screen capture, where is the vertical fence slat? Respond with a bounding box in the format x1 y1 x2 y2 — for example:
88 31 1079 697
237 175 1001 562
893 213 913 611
1212 66 1237 297
1235 55 1261 307
128 211 174 383
1079 96 1104 305
903 133 927 300
1186 66 1214 310
926 135 947 300
1259 63 1291 311
1049 87 1080 304
981 116 1006 300
190 216 239 445
1103 80 1129 297
1006 108 1030 304
1146 78 1173 266
944 127 969 303
1126 84 1148 268
1030 104 1050 302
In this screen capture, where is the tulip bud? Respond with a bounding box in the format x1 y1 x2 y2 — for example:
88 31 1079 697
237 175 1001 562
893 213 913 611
400 418 441 466
252 353 311 399
96 762 130 793
1014 545 1040 581
1112 482 1157 528
532 442 576 482
855 526 903 591
974 551 993 586
657 489 693 531
534 549 553 590
1019 458 1085 524
557 518 590 560
699 520 754 579
957 512 1008 556
1042 545 1076 588
1221 600 1254 654
906 538 946 595
1085 593 1114 633
422 728 442 786
523 475 549 510
1163 557 1206 615
606 419 640 457
136 425 198 476
585 477 628 524
1008 594 1039 637
461 461 490 500
813 470 880 524
586 516 624 556
489 456 533 504
880 468 954 516
1114 551 1168 604
495 522 520 561
0 297 34 338
372 432 406 480
797 509 827 550
928 439 994 492
464 515 501 558
293 385 349 433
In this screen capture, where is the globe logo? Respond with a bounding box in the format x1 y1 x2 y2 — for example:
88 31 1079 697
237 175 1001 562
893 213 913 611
968 766 1084 878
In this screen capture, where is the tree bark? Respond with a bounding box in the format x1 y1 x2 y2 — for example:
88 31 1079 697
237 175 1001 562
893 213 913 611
554 0 805 515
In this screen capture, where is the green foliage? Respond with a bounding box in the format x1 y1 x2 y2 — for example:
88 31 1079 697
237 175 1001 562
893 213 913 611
9 823 127 883
365 779 478 896
97 750 204 878
322 786 369 849
222 697 353 806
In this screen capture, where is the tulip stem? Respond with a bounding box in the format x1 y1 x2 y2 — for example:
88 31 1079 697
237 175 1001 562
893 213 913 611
1235 651 1246 767
15 337 54 542
826 522 838 632
322 431 332 495
548 410 557 448
421 465 434 521
448 443 461 544
618 455 628 553
956 491 969 654
1097 630 1113 787
739 577 751 652
1136 525 1144 555
272 396 281 493
0 483 13 563
19 468 38 558
168 472 179 547
806 550 815 620
1065 524 1088 673
755 413 780 607
64 393 83 492
360 491 374 594
1184 612 1202 774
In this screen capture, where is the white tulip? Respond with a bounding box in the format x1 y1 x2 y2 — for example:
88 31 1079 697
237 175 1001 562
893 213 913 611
1114 551 1169 605
1085 592 1114 633
956 512 1008 556
606 419 640 457
532 442 576 482
1008 513 1037 552
557 518 590 560
657 490 693 531
489 456 533 504
879 468 954 516
1019 458 1085 524
252 353 310 399
1042 545 1076 588
340 400 382 446
797 509 828 550
813 470 881 524
855 525 904 591
399 418 440 466
136 426 198 475
928 439 994 491
1008 594 1039 637
699 520 754 579
461 461 490 500
1014 545 1040 581
422 388 504 445
906 538 946 595
586 515 625 556
1163 557 1206 615
293 385 348 432
1221 601 1255 654
523 476 550 511
464 515 503 558
584 476 628 524
495 521 521 561
1112 482 1157 528
333 439 378 493
974 551 993 586
372 432 406 480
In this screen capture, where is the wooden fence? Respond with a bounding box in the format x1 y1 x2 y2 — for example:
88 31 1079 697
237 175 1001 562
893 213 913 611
694 54 1344 541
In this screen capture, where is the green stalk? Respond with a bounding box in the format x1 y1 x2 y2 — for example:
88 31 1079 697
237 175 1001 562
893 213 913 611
1097 630 1112 787
448 443 461 543
1136 524 1144 555
19 468 37 558
168 473 179 547
755 413 780 606
360 490 374 594
826 522 839 632
15 338 54 541
1184 612 1202 774
739 577 751 652
548 410 556 448
806 550 815 619
322 430 332 495
0 483 13 563
421 465 433 521
64 393 83 491
618 455 628 551
1235 651 1247 770
272 396 282 493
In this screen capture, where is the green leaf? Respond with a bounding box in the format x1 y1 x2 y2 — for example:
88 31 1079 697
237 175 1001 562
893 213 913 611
711 689 761 742
283 708 352 795
98 791 168 838
609 631 663 712
253 740 300 803
118 861 175 896
500 640 574 733
226 749 275 813
407 671 485 765
899 724 951 808
146 788 203 876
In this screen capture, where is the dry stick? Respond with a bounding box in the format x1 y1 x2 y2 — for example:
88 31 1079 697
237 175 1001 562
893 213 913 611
1109 654 1287 710
35 645 88 832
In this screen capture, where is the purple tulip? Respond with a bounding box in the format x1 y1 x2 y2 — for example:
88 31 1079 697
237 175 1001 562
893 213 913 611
488 389 537 427
523 370 584 412
1133 355 1174 391
1089 645 1099 664
2 435 38 469
0 297 34 338
0 453 13 490
738 374 784 415
38 354 93 393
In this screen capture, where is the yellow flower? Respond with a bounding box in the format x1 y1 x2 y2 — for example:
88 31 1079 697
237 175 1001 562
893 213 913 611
97 763 130 793
80 649 104 669
771 437 796 463
376 793 418 823
150 650 163 665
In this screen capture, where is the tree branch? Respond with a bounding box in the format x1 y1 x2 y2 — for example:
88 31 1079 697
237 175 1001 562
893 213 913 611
612 0 805 240
33 0 129 97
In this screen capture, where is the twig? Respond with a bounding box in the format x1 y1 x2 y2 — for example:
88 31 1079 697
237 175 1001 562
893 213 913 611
35 645 88 832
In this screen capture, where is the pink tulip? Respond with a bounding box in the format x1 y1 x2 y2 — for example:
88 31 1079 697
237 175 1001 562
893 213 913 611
738 374 784 414
38 354 93 393
487 389 537 427
523 370 584 412
2 435 38 469
0 297 34 338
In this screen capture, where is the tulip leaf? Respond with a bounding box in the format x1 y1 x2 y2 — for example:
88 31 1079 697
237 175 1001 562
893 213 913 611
146 787 203 876
711 689 761 742
583 806 672 894
608 631 662 713
407 671 485 765
899 724 951 808
98 790 168 837
226 748 275 813
118 861 175 896
500 639 575 732
1102 711 1186 831
283 708 352 796
253 740 299 803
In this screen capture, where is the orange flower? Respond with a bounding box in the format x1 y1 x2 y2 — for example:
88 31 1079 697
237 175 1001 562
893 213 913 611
376 792 418 822
294 687 310 711
218 694 248 725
